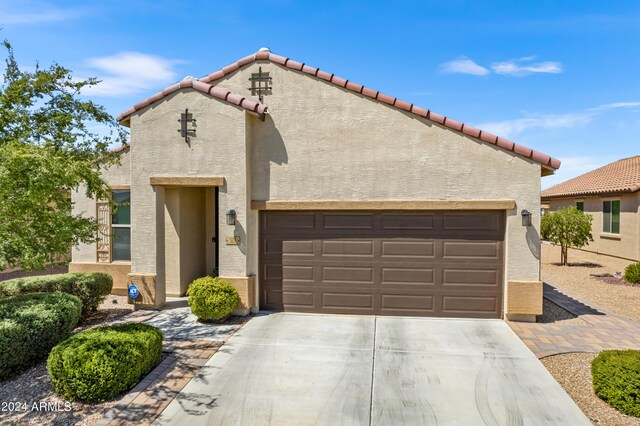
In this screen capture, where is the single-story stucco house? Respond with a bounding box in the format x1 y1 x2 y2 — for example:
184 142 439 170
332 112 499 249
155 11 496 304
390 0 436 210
70 48 560 322
542 156 640 261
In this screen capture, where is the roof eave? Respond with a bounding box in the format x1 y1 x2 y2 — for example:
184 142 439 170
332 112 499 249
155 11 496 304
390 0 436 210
542 187 640 201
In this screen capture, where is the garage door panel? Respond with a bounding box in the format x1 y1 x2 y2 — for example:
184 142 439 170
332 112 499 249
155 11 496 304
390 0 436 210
381 267 435 286
282 290 315 308
442 241 500 258
442 295 499 315
323 292 374 309
263 288 283 309
442 212 503 232
264 263 283 280
322 213 374 229
381 213 435 230
264 212 316 230
381 240 435 257
442 269 499 288
264 239 283 255
322 266 374 284
321 240 374 257
380 294 435 312
282 240 314 255
261 210 504 318
283 265 315 281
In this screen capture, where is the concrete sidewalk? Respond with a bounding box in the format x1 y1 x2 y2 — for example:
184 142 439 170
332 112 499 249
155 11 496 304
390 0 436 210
154 313 590 425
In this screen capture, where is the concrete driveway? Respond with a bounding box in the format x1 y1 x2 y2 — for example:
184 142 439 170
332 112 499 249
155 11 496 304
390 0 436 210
155 313 590 425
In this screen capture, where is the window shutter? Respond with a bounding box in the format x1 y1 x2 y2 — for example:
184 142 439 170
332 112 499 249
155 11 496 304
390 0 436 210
96 200 111 262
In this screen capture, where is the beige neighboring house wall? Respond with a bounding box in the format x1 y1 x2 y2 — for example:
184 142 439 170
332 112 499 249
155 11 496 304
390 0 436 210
70 148 132 293
70 51 559 319
547 193 640 261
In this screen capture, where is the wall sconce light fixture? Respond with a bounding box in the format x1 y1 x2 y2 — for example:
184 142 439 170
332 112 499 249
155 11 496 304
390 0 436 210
226 209 237 226
521 209 532 227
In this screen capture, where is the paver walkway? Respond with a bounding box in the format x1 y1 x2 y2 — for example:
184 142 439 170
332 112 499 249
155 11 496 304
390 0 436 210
94 301 249 426
508 283 640 358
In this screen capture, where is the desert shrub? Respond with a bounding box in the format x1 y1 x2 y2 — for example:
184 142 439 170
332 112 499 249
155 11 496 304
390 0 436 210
47 323 162 403
623 263 640 285
187 276 239 321
0 292 82 380
540 207 593 265
592 350 640 417
0 272 112 314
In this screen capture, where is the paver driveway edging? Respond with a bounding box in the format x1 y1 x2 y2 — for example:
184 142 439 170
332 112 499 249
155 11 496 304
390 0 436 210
509 284 640 358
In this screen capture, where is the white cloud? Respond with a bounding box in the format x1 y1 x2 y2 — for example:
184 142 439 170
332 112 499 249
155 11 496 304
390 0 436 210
440 55 562 77
80 52 182 97
0 2 85 25
589 102 640 112
439 58 490 76
477 112 594 138
491 57 562 76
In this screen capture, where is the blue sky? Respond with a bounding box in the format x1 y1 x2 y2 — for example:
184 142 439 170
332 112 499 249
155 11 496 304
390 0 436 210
1 0 639 189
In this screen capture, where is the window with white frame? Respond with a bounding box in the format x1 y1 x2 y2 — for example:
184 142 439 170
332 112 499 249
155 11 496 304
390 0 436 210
111 190 131 261
603 200 620 234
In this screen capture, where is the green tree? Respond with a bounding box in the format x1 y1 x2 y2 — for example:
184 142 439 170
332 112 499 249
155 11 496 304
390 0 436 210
541 206 593 265
0 41 127 271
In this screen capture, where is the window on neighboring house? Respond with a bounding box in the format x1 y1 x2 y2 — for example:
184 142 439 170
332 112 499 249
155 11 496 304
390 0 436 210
576 201 584 212
111 190 131 261
603 200 620 234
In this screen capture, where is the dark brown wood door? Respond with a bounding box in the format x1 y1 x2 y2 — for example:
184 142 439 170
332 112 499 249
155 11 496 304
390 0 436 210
260 211 505 318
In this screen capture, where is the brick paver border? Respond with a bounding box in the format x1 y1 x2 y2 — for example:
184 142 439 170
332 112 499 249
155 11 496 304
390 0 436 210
508 284 640 358
95 339 223 426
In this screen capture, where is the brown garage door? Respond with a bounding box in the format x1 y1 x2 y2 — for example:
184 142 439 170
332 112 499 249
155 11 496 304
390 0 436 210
260 211 504 318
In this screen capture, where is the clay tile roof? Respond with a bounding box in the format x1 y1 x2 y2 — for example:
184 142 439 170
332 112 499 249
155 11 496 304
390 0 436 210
116 78 267 123
117 49 560 171
542 156 640 199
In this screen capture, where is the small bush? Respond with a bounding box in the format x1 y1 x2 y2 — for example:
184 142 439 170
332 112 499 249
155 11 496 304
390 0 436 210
0 292 82 380
623 263 640 285
592 350 640 417
0 272 112 314
187 277 239 321
47 323 163 403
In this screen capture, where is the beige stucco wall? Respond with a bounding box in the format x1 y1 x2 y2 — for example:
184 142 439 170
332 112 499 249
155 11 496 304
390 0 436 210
128 90 249 285
548 193 640 261
72 59 548 316
219 62 543 291
71 148 131 263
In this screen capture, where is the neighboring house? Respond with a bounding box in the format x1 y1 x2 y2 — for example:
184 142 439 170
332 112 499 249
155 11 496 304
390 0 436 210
70 48 560 322
542 156 640 261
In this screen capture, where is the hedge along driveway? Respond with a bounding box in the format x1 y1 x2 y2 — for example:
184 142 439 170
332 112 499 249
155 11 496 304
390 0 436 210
156 314 591 425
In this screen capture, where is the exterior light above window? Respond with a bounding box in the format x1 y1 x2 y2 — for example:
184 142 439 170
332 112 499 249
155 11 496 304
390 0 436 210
226 209 237 226
521 209 532 227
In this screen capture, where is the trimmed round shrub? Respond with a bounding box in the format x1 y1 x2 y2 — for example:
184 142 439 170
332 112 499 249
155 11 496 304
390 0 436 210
187 277 239 321
592 350 640 417
624 262 640 285
0 292 82 380
47 323 163 403
0 272 113 314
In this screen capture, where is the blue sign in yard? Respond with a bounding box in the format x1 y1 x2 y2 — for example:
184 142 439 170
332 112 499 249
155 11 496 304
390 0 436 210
128 285 139 300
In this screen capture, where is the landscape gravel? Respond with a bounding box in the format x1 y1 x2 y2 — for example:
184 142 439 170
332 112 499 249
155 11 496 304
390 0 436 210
538 298 589 326
542 352 640 426
0 296 136 425
542 244 640 322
